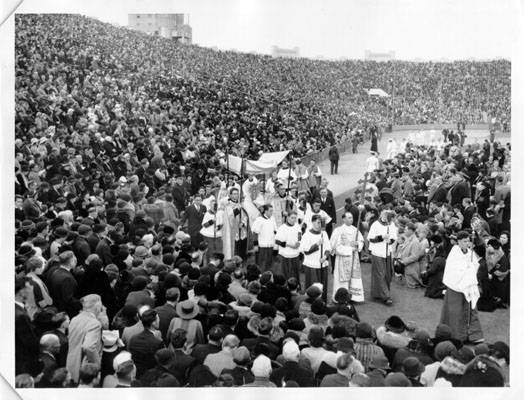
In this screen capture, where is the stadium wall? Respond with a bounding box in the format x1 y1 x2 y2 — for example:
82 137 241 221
392 123 489 131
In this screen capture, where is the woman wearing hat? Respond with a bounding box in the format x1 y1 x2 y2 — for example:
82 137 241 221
167 300 204 354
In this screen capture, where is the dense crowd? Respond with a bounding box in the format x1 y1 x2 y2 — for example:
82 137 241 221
14 14 510 389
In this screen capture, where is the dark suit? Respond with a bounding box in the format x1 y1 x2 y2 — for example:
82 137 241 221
46 267 81 317
170 349 198 385
319 196 337 236
35 352 58 388
73 236 91 266
15 304 40 375
154 303 178 342
95 237 113 267
183 204 207 248
86 232 100 253
190 343 221 365
138 365 180 387
128 329 165 378
270 361 315 387
171 184 187 214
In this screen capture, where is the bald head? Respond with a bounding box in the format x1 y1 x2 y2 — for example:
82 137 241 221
40 333 60 353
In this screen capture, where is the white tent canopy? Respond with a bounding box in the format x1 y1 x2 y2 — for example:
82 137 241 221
227 150 290 176
366 88 390 97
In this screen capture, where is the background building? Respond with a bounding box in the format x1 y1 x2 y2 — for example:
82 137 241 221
364 50 396 61
271 46 300 58
128 14 192 44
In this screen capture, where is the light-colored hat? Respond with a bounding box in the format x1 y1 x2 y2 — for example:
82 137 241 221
251 354 272 377
102 330 124 352
113 351 133 371
282 340 300 361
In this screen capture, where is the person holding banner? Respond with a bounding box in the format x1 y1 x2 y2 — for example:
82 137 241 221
330 212 365 303
300 214 331 301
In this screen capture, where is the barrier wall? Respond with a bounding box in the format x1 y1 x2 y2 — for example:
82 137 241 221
391 123 490 131
299 122 504 165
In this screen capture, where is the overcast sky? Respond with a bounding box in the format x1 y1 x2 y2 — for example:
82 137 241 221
13 0 522 60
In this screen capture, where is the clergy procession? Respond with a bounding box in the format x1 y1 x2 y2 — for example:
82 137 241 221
13 13 511 390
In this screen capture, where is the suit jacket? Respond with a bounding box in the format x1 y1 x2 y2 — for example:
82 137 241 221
35 352 58 388
319 196 337 224
47 267 81 317
128 330 165 378
73 236 92 266
66 310 103 383
169 349 198 385
184 204 207 237
190 343 221 365
15 304 40 375
137 365 180 387
172 184 187 213
86 232 100 253
154 303 178 342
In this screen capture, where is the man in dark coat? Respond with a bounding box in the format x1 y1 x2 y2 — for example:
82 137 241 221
15 277 40 376
73 224 92 266
46 251 82 317
319 188 337 237
171 175 188 215
128 309 165 379
181 194 207 248
154 287 180 342
190 325 224 364
328 145 339 175
137 349 180 387
168 328 198 385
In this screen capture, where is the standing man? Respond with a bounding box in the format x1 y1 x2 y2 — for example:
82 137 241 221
303 199 332 232
222 188 249 260
440 231 484 343
200 198 223 257
299 215 332 301
368 210 397 305
330 212 365 303
329 145 340 175
252 205 278 272
319 188 336 237
182 194 207 249
47 250 82 317
275 211 302 282
66 294 108 384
